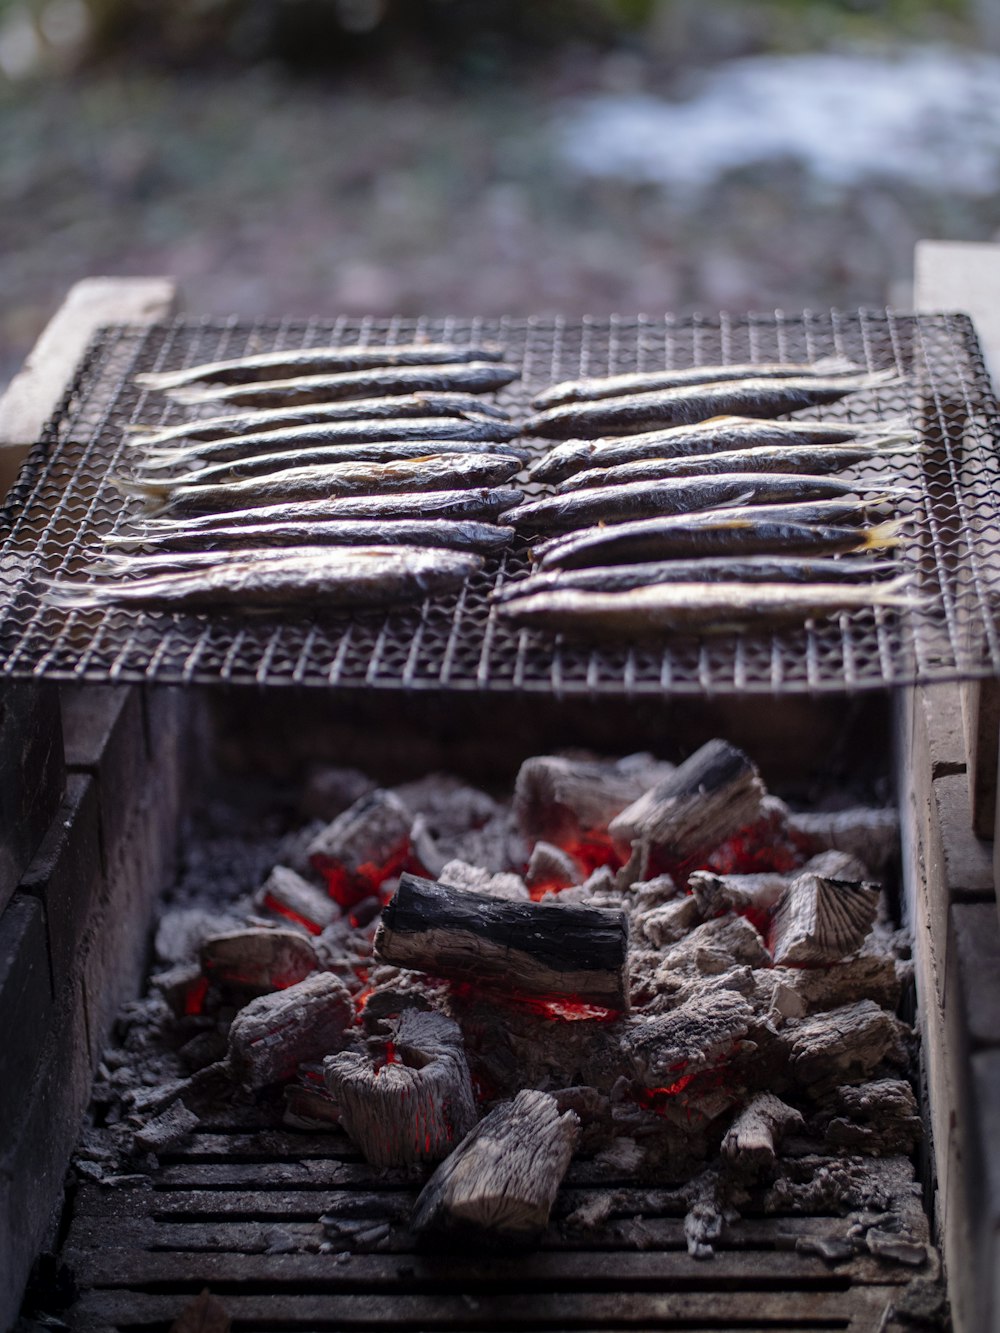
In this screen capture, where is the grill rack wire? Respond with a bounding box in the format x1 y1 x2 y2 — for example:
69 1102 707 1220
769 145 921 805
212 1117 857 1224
0 309 998 696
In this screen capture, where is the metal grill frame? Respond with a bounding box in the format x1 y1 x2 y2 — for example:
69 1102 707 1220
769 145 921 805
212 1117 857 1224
1 309 998 696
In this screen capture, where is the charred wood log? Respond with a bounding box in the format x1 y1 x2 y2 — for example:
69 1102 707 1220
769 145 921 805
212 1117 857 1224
770 874 880 967
306 789 411 905
411 1089 580 1243
199 928 318 996
323 1009 477 1167
721 1093 804 1174
513 754 658 843
625 990 754 1087
374 873 630 1011
823 1079 922 1154
254 865 339 934
227 972 356 1089
786 1000 909 1096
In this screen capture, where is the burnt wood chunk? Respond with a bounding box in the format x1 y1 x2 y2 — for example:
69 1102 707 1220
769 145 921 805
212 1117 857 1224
721 1093 804 1173
199 929 318 995
824 1078 922 1154
525 841 582 892
306 789 411 900
786 1000 909 1094
227 972 355 1089
439 859 529 902
786 807 898 873
609 739 766 867
323 1009 477 1167
412 1089 580 1242
253 866 338 933
131 1100 200 1154
513 754 655 843
374 873 629 1011
626 991 754 1086
755 953 904 1019
770 874 880 966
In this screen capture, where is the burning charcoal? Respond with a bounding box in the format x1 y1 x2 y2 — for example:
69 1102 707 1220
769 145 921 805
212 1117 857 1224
375 873 630 1012
754 954 903 1018
513 754 653 846
227 972 355 1089
634 894 703 948
525 840 583 895
254 865 339 935
609 739 767 877
131 1099 200 1154
626 990 755 1087
658 915 771 976
412 1089 580 1243
346 896 382 929
721 1093 804 1174
299 764 377 821
786 1000 909 1095
283 1081 343 1130
438 858 530 901
770 874 880 967
306 789 411 907
150 961 210 1018
689 869 790 918
429 810 528 877
324 1009 477 1167
824 1079 922 1154
786 807 898 874
154 907 246 965
200 928 318 996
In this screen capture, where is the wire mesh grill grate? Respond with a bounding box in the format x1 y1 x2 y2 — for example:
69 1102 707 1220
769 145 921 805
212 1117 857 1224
1 309 998 695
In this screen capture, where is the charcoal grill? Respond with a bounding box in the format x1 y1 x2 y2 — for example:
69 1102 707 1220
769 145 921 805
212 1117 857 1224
0 309 998 694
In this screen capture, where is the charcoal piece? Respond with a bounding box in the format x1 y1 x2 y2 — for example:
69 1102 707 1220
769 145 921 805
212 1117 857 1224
283 1082 343 1129
513 754 653 843
634 895 703 948
689 869 790 917
131 1099 200 1153
375 873 630 1011
254 865 339 933
864 1229 929 1266
628 874 682 913
299 764 377 821
823 1078 922 1154
149 960 207 1018
306 789 411 891
786 807 898 873
721 1092 804 1173
754 954 903 1018
770 874 880 966
394 773 499 836
786 1000 909 1094
227 972 355 1089
609 739 767 869
525 840 583 892
200 928 318 995
439 858 529 902
625 990 754 1086
324 1009 477 1167
683 1168 736 1260
551 1086 613 1151
659 914 771 976
412 1089 580 1242
801 849 873 882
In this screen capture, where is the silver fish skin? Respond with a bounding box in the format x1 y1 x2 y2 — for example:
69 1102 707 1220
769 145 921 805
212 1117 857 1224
531 355 860 409
167 363 520 408
533 507 905 570
506 473 889 535
121 454 524 516
103 517 516 555
131 487 524 532
136 343 506 391
47 546 483 612
494 576 915 637
492 556 901 602
125 394 512 445
524 371 900 439
528 417 914 482
137 418 525 474
556 442 916 493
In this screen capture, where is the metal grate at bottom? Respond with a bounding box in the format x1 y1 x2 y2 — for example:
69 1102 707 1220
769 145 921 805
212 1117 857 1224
1 310 999 694
61 1116 930 1332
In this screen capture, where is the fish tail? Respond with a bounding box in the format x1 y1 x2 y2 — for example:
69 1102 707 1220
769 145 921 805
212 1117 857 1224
134 369 197 391
165 386 217 406
813 354 863 375
858 519 907 551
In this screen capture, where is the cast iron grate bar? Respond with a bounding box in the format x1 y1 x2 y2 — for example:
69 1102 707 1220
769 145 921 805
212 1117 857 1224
1 311 998 694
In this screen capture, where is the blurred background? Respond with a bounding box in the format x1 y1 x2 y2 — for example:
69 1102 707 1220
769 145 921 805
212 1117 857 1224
1 0 998 388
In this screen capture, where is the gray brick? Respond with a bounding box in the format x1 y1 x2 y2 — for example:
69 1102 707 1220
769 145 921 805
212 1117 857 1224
60 685 147 866
935 772 995 897
952 904 1000 1051
0 683 65 915
0 896 53 1149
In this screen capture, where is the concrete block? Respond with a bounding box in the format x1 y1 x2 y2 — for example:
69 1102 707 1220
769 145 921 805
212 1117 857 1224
0 896 54 1152
61 686 147 867
951 904 1000 1052
935 772 995 897
0 683 65 915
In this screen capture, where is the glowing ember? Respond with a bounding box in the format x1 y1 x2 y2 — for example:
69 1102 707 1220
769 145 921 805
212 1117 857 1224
704 811 801 877
312 838 410 908
636 1071 697 1109
449 979 619 1023
261 892 324 936
183 976 209 1016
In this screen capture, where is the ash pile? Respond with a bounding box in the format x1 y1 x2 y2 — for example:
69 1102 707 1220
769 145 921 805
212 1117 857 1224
77 740 930 1264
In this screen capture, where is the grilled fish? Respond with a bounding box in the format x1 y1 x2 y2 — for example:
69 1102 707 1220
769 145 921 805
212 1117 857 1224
494 577 916 636
124 394 512 445
47 546 483 612
167 363 520 409
528 417 914 482
531 355 861 410
524 370 900 439
136 343 506 392
119 453 524 516
506 473 902 535
103 517 516 555
533 506 905 570
137 419 525 475
129 486 524 532
556 442 918 493
492 555 901 602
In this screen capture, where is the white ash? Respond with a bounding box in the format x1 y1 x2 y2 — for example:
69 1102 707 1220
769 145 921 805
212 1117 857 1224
393 772 499 837
154 906 249 965
438 858 529 901
634 894 703 948
525 840 583 891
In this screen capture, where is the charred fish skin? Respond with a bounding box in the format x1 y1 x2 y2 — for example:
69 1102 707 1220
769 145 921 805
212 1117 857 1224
555 442 917 493
528 417 915 482
533 508 905 570
167 362 520 409
125 394 513 445
136 343 507 392
530 355 860 409
104 517 516 555
524 370 900 439
47 545 484 613
130 486 524 531
120 453 525 516
494 576 916 637
492 556 902 603
505 472 891 535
